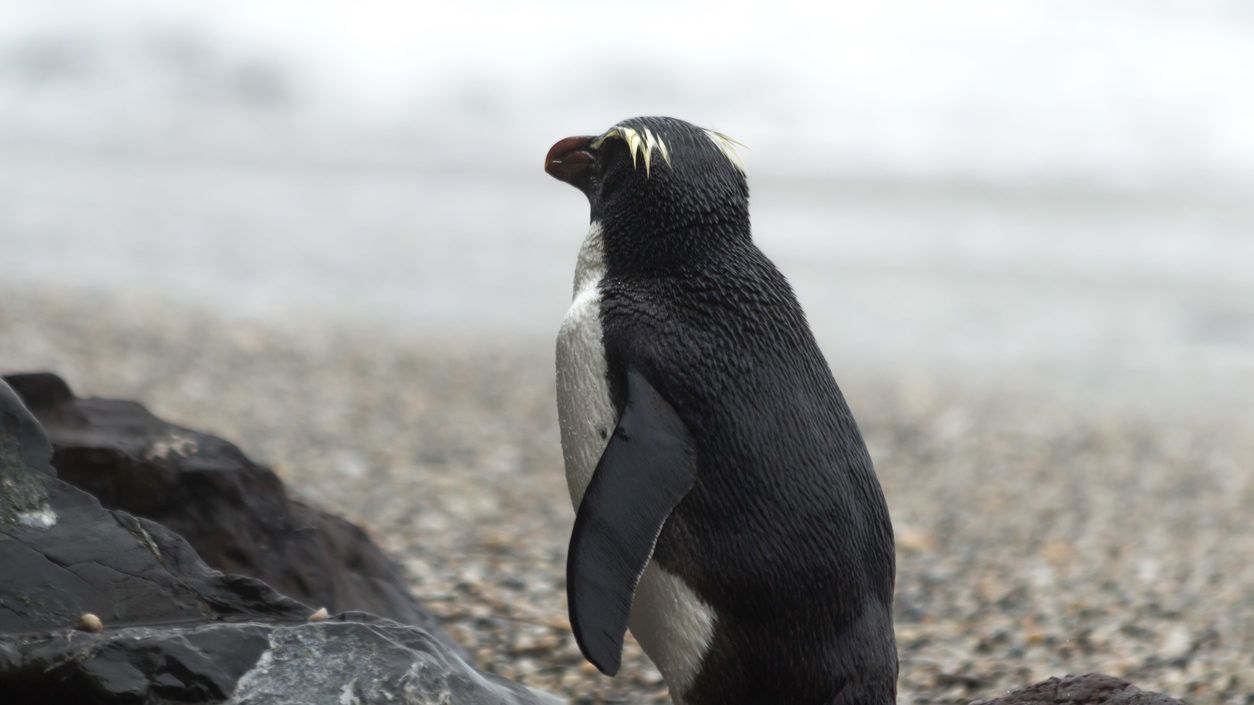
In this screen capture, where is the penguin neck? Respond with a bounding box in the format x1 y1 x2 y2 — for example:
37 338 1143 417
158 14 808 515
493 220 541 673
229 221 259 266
572 222 608 297
597 216 753 280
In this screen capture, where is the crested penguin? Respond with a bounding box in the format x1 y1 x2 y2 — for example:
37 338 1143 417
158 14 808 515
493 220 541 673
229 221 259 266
546 116 897 705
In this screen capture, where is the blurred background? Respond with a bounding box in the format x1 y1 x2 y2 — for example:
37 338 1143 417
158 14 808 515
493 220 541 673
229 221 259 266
1 2 1251 703
3 0 1252 415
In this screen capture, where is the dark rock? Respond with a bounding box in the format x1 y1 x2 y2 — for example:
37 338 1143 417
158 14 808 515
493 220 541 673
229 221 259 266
0 378 560 705
4 371 452 651
0 616 558 705
0 381 53 478
0 379 310 635
972 673 1184 705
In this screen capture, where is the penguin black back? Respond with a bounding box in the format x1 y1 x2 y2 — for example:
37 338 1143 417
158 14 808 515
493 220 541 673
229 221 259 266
548 116 897 705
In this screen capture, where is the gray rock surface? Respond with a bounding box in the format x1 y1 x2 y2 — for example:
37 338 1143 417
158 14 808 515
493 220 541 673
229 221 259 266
973 673 1184 705
0 378 562 705
1 616 559 705
0 380 308 634
4 371 453 652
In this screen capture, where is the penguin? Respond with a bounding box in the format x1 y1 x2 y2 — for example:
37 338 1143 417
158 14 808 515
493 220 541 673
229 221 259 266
546 116 897 705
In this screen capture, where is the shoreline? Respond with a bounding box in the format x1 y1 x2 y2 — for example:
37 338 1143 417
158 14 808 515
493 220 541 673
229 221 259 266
2 283 1248 431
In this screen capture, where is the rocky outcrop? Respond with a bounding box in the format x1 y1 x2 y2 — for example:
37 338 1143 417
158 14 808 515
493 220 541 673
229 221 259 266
3 372 450 650
0 381 309 635
1 617 559 705
974 673 1183 705
0 378 561 705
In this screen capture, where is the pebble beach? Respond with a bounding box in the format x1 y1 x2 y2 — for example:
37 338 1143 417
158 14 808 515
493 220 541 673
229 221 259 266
1 288 1249 705
4 3 1254 703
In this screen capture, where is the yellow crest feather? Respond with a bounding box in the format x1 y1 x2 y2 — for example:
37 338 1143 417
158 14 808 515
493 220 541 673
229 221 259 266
590 124 666 177
703 129 747 173
589 122 745 176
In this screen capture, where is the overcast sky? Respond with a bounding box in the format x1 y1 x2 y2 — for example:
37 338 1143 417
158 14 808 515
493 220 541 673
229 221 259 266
3 0 1252 186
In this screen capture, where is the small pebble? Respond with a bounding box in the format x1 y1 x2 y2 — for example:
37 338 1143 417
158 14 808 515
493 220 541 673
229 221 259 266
76 613 103 633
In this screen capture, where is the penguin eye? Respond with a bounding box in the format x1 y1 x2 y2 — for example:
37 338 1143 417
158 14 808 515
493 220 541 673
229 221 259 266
596 142 635 194
597 162 630 199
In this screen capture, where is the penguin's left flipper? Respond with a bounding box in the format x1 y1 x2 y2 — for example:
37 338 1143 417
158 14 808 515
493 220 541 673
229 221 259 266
567 367 697 676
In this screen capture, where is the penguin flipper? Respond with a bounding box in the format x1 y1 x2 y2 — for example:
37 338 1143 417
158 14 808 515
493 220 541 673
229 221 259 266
567 367 697 676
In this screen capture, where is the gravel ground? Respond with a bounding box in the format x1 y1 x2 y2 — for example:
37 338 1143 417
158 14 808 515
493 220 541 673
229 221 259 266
2 288 1250 705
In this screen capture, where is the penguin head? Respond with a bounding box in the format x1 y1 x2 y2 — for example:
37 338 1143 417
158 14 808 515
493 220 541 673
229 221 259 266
545 116 749 244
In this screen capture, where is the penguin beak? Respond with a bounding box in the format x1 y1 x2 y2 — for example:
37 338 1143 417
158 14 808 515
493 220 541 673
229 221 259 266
545 135 596 193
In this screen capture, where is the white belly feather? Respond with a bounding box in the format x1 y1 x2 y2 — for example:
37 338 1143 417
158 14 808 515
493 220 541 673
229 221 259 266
555 222 715 702
555 223 616 506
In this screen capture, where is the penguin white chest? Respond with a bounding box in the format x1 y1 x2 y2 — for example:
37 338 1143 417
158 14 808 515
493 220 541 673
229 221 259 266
555 223 616 507
555 223 716 703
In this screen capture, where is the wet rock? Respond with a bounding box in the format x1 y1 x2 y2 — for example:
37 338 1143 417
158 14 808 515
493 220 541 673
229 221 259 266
0 380 53 478
4 371 452 650
1 616 560 705
0 378 561 705
974 673 1184 705
0 379 310 635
